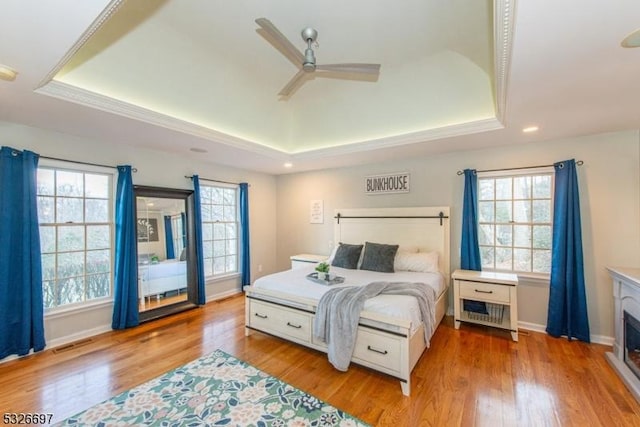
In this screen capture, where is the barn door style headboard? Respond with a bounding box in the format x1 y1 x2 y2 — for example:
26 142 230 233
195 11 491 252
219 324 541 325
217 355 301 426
333 206 451 283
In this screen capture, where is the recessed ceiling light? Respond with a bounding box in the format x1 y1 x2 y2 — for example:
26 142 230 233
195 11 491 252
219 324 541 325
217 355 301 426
190 147 208 153
0 64 17 82
622 29 640 48
522 126 539 133
284 162 293 168
146 202 154 207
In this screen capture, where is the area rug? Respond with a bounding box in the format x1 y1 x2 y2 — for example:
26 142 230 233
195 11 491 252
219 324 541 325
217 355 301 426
56 349 369 426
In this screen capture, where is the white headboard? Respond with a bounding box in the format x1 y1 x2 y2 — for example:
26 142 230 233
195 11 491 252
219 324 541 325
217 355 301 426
334 207 450 283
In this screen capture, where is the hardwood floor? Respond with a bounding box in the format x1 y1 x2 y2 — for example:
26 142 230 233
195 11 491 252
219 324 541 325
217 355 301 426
1 294 639 426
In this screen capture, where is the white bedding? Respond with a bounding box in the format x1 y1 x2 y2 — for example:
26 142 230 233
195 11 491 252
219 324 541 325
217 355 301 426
139 260 187 297
252 265 446 334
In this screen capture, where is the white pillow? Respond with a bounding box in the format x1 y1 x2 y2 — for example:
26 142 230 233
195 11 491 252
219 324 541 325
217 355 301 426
327 245 339 264
394 251 439 273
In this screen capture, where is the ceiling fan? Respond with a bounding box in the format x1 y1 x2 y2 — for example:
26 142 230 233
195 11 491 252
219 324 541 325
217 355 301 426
255 18 381 97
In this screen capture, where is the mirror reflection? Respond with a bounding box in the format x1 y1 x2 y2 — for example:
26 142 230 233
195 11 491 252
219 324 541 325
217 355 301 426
136 196 187 311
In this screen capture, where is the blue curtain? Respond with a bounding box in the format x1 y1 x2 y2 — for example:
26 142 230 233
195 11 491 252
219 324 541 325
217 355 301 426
164 215 175 259
461 169 481 271
180 212 187 248
546 159 590 342
239 183 251 286
112 165 138 329
460 169 486 314
0 147 45 359
192 176 206 305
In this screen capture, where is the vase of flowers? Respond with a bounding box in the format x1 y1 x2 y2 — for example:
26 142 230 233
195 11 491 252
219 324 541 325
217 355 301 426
315 262 330 281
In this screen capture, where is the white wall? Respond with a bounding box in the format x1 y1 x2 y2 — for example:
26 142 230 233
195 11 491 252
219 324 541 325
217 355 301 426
0 121 277 349
3 118 637 351
275 130 640 342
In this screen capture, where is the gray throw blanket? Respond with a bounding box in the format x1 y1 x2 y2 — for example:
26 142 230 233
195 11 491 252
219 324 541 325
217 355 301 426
313 281 436 371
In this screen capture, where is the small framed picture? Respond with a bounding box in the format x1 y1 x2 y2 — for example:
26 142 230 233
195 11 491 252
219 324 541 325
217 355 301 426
310 200 324 224
137 218 159 242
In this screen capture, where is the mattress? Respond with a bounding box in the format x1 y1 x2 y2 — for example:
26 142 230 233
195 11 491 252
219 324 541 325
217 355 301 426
251 265 446 334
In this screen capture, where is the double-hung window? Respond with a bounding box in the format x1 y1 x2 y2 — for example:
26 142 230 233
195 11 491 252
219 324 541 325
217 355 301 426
171 214 185 258
477 168 554 276
199 184 238 278
37 166 113 310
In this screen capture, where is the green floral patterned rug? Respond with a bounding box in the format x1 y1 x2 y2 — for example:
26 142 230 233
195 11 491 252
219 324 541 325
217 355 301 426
56 349 369 426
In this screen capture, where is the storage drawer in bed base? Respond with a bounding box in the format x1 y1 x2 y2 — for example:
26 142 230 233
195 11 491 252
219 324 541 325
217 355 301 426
246 297 412 379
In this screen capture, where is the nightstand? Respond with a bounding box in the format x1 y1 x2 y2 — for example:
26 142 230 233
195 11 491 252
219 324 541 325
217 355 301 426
290 254 327 269
452 269 519 342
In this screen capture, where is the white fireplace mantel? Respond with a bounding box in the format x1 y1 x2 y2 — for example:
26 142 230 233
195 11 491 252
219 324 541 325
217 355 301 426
606 267 640 402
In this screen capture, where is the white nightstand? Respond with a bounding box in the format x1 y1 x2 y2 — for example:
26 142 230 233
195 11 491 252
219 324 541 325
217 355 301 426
290 254 327 269
452 269 519 342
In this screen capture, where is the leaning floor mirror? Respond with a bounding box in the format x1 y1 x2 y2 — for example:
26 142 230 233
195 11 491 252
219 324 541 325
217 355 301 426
134 185 198 322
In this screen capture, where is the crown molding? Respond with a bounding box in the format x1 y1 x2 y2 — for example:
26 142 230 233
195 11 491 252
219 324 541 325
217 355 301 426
35 80 285 158
290 117 504 159
37 80 504 160
494 0 516 124
36 0 127 89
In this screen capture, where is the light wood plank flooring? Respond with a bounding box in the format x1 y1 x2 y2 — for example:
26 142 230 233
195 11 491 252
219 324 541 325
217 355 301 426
1 294 639 426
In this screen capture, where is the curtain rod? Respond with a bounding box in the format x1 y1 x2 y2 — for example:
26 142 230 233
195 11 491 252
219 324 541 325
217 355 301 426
184 175 245 186
456 160 583 176
39 154 138 173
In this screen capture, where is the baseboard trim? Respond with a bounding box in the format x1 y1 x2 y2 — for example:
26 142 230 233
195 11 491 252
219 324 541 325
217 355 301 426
445 313 614 346
1 324 113 364
206 289 242 303
517 321 613 346
46 324 113 351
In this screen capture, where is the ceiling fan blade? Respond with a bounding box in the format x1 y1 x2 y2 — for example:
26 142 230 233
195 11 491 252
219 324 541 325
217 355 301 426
316 63 381 75
278 69 309 97
255 18 305 67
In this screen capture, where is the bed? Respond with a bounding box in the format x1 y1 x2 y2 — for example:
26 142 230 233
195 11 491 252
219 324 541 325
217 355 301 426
138 259 187 306
244 206 450 396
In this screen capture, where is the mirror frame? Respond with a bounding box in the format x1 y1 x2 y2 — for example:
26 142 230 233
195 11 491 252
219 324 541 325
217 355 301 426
134 185 198 323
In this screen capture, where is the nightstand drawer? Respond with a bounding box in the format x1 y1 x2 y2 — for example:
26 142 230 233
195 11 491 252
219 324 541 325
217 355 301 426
458 280 510 303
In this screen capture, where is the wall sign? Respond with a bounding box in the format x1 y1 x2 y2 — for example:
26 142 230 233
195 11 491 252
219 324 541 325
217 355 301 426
310 199 324 223
364 172 410 195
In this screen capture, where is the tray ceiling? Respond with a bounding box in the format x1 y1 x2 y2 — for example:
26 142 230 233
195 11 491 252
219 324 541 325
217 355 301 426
2 0 640 174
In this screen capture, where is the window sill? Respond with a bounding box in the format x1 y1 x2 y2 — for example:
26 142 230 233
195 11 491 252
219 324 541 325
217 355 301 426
205 272 240 284
516 273 550 286
482 270 550 286
44 298 113 319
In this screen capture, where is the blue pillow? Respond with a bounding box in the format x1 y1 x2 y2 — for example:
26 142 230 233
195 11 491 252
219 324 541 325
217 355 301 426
331 243 363 269
360 242 399 273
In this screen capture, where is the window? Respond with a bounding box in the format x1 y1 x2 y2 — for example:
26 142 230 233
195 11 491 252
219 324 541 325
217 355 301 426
171 214 185 258
199 184 238 277
37 167 113 309
477 169 554 275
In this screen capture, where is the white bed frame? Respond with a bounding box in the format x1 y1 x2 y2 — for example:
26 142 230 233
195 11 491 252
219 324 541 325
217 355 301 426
245 206 450 396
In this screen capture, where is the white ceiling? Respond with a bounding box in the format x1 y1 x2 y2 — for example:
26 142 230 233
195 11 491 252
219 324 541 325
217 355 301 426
1 1 640 175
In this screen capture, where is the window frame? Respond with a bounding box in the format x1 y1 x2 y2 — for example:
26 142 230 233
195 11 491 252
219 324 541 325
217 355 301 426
199 182 240 280
170 214 185 259
477 167 555 280
37 160 115 314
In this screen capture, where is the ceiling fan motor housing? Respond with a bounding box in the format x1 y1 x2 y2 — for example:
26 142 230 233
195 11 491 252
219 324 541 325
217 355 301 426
301 27 318 72
303 48 316 71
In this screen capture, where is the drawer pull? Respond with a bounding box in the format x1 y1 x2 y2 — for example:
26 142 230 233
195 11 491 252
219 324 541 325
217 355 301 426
287 322 302 329
367 345 388 355
474 289 493 294
254 313 268 319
